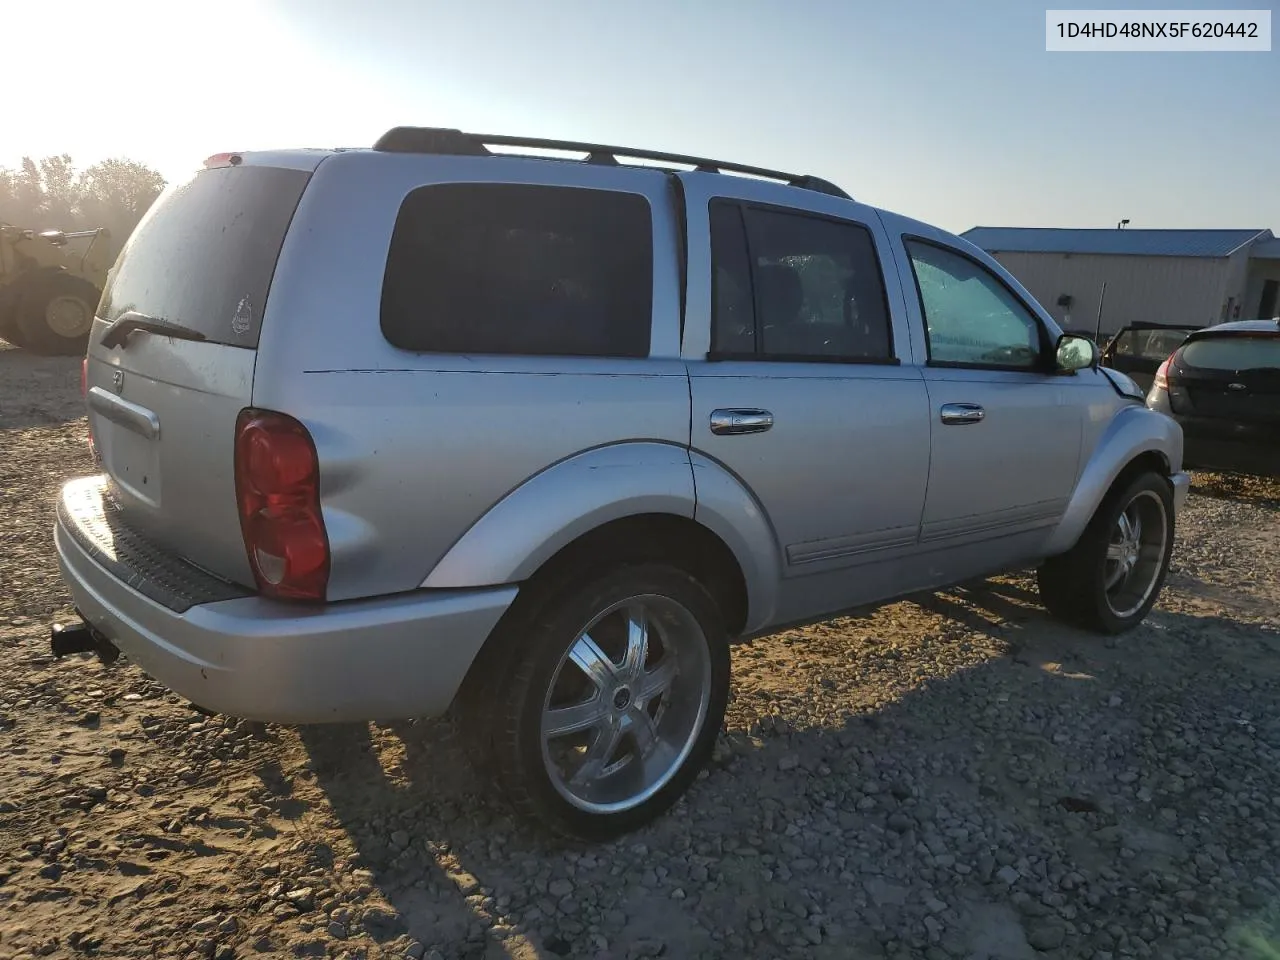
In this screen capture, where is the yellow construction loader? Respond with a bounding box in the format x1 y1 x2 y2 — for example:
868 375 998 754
0 223 110 355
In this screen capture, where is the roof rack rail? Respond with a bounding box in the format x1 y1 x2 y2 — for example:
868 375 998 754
372 127 851 201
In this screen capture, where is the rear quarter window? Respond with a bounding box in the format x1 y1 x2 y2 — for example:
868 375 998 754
380 183 653 358
99 166 310 348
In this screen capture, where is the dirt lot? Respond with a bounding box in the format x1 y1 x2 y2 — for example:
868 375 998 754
2 342 1279 960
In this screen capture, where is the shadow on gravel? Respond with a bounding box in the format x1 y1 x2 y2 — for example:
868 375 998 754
295 581 1280 960
0 347 85 430
298 719 547 958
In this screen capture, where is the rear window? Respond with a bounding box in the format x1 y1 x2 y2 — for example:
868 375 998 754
380 183 653 358
1180 335 1280 371
99 166 310 348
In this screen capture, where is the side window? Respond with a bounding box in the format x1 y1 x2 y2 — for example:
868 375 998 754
709 201 755 354
905 240 1044 369
709 200 894 362
1109 330 1139 358
381 183 653 357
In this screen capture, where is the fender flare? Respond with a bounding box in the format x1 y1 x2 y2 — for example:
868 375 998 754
1042 404 1183 556
422 442 698 589
421 443 784 634
689 452 783 633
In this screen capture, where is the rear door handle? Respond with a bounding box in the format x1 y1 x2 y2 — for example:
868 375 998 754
710 408 774 436
939 402 985 425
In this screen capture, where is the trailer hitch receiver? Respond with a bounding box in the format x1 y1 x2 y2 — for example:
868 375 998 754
50 621 120 665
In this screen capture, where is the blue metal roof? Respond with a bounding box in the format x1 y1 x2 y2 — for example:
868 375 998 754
960 227 1272 258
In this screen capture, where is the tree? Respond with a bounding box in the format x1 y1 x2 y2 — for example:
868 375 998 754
0 154 166 259
76 159 166 250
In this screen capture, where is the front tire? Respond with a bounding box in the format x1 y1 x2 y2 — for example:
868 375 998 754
1038 471 1175 634
464 563 730 841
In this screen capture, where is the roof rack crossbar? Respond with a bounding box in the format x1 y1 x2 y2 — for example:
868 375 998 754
372 127 851 200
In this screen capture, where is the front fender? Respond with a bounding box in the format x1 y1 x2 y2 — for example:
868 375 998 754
421 442 697 589
1042 404 1184 557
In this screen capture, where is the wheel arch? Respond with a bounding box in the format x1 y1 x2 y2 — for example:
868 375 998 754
421 442 775 636
1043 404 1180 557
504 512 751 639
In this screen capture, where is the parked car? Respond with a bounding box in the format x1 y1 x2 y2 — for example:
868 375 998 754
52 128 1189 840
1100 322 1200 393
1147 318 1280 477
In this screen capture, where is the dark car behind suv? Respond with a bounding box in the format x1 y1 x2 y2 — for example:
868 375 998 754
1147 318 1280 477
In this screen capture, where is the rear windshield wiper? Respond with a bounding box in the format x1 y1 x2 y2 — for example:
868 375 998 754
101 311 208 350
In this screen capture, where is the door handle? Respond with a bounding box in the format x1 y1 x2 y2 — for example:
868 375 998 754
939 402 985 425
710 408 774 436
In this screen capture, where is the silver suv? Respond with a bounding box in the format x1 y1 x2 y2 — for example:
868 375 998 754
54 128 1190 839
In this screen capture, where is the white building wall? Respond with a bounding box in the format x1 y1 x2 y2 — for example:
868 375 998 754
989 252 1233 335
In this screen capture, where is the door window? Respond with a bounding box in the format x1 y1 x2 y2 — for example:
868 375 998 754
905 240 1045 369
710 200 894 362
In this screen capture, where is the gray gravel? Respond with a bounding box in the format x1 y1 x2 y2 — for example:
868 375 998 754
2 345 1279 959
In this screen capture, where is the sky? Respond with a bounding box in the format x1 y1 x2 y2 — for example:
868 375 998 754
5 0 1278 234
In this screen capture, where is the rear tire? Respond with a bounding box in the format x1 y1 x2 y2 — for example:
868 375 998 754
15 273 100 356
462 563 730 841
1038 471 1174 634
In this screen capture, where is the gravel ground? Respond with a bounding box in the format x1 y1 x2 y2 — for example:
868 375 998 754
2 341 1279 960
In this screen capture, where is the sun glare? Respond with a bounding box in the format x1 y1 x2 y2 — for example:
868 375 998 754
4 0 402 182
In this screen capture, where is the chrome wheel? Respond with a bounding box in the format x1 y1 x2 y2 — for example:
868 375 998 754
540 594 712 814
45 295 93 338
1103 490 1169 619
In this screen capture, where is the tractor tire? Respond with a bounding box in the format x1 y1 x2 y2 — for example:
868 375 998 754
0 304 27 348
15 273 100 356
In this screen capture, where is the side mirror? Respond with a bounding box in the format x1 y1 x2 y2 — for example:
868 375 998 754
1055 333 1097 373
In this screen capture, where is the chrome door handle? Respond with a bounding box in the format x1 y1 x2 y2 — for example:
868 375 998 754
939 402 985 425
710 408 774 436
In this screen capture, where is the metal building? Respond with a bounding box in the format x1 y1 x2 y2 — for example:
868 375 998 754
960 227 1280 336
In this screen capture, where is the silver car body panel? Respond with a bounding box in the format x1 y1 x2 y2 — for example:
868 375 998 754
86 335 259 584
53 147 1191 724
253 152 689 601
679 173 934 620
56 510 515 723
421 441 697 588
1041 402 1188 556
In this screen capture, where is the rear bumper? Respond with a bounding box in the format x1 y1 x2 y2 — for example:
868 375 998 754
1175 417 1280 478
54 479 516 724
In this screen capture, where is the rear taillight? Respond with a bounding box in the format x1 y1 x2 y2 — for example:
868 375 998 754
234 409 329 601
1153 354 1174 391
